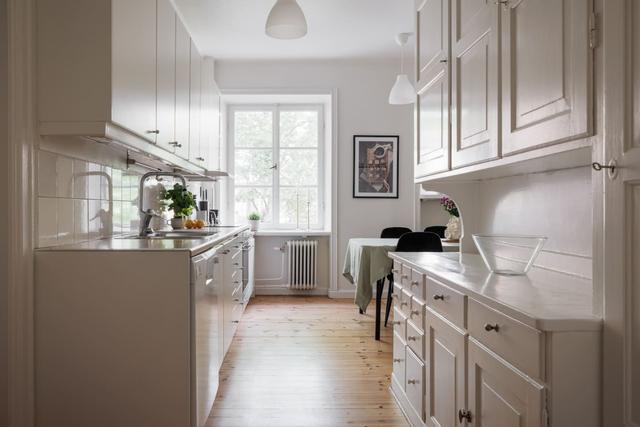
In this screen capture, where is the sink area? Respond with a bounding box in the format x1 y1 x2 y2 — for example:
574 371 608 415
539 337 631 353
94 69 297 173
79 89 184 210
117 231 218 240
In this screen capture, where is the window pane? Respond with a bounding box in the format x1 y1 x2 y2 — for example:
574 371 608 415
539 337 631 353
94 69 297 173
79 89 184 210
280 149 318 186
280 111 318 147
234 149 273 185
279 187 318 226
234 187 272 224
234 111 272 147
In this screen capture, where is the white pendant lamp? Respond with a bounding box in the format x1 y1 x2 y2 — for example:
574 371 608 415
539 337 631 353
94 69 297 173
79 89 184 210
265 0 308 40
389 33 415 105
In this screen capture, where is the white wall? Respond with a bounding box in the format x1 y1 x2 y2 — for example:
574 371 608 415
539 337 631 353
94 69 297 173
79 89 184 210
216 59 415 294
420 199 449 230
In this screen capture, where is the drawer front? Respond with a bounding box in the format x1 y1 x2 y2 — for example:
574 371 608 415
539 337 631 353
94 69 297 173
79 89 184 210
392 261 403 285
426 276 466 329
392 331 406 388
400 263 412 288
405 347 425 421
401 289 412 317
231 281 243 300
393 306 407 341
468 298 544 380
406 319 425 360
409 269 426 301
408 297 425 332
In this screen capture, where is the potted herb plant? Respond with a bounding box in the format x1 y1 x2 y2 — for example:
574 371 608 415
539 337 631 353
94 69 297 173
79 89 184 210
162 183 197 230
248 212 261 232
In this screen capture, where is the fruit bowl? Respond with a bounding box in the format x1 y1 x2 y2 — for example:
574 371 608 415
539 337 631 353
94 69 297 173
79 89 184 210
472 234 547 275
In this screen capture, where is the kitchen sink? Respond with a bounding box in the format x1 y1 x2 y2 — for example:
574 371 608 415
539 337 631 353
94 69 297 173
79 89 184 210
117 231 217 240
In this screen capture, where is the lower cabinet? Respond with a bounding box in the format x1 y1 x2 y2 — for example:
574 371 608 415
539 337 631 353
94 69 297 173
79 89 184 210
393 331 407 387
405 348 425 421
467 338 544 427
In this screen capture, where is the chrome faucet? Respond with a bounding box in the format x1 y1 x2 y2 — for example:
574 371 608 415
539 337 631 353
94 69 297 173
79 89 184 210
138 171 187 237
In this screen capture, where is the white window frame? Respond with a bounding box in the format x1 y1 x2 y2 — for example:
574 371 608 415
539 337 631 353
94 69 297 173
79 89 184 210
228 103 325 230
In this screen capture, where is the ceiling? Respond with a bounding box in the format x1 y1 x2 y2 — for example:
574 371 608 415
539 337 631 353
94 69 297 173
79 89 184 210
173 0 414 60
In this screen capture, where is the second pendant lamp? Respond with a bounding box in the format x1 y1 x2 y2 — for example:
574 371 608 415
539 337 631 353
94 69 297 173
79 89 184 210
389 33 415 105
265 0 308 40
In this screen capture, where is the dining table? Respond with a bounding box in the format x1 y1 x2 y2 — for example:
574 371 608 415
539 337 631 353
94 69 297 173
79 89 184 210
342 237 460 340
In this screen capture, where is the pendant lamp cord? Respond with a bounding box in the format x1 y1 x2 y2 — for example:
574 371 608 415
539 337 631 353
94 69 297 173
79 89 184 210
400 43 405 74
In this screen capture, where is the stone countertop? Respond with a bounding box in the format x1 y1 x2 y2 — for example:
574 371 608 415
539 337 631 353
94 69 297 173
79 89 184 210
36 225 251 256
388 252 601 332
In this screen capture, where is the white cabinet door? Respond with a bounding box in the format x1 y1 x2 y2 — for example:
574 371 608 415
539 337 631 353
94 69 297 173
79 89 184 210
467 338 544 427
174 17 191 159
451 0 500 168
416 69 450 178
417 0 449 86
189 41 203 163
425 309 466 427
208 79 222 171
501 0 592 154
392 331 407 387
111 0 157 142
200 58 221 171
415 0 450 179
405 347 425 422
156 0 176 152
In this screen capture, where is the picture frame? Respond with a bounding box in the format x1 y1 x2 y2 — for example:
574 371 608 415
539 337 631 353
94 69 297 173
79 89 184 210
353 135 399 198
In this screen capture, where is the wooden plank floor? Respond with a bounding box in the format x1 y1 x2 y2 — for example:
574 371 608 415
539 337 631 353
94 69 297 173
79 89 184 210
207 296 409 427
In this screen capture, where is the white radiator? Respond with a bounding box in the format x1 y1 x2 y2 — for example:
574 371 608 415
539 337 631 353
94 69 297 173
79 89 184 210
286 240 318 290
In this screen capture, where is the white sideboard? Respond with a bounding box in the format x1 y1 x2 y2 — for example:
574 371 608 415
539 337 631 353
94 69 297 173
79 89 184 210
388 252 601 427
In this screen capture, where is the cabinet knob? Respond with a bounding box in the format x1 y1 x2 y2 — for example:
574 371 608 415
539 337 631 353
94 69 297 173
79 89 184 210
169 141 182 148
458 409 472 423
393 358 403 363
231 320 240 324
407 379 418 385
410 281 419 287
400 302 408 307
433 294 445 301
484 323 500 332
494 0 509 9
407 336 417 341
391 321 402 326
401 274 408 279
411 310 419 317
146 129 160 134
392 269 400 274
196 157 205 161
439 59 448 63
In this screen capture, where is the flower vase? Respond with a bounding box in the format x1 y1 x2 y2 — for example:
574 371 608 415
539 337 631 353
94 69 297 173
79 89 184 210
171 217 185 230
444 215 461 241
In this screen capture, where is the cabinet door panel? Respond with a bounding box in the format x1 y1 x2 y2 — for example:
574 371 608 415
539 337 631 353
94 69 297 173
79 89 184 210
189 41 203 163
451 0 499 168
417 0 448 85
405 347 425 421
393 331 407 388
501 0 592 154
156 0 176 151
174 17 191 159
467 338 544 427
111 0 157 142
415 69 450 178
425 309 466 427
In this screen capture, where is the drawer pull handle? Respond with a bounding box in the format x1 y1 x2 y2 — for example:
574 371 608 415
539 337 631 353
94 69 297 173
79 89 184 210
391 321 403 326
458 409 472 423
407 379 418 384
401 274 409 279
393 358 403 363
146 129 160 134
484 323 500 332
392 269 400 274
410 310 419 317
231 320 240 324
410 281 419 287
433 294 445 301
400 302 408 307
407 336 417 341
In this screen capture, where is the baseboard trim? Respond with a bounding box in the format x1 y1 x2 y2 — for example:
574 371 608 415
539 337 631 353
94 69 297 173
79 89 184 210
328 289 355 299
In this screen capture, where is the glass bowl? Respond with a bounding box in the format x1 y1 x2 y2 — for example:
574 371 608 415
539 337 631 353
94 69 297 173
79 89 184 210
472 234 547 275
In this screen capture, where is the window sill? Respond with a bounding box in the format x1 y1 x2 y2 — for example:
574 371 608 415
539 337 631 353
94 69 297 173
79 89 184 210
254 229 332 237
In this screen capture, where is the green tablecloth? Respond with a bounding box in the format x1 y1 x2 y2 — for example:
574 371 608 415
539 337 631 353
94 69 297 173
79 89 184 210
342 238 398 312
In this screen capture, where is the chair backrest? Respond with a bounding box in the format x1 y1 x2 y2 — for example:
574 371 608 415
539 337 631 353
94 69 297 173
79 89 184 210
423 225 447 238
380 227 412 239
396 232 443 252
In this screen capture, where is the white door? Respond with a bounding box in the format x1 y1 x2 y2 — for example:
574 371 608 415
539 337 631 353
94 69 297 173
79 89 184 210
501 0 592 155
414 0 450 179
425 309 466 427
174 17 191 159
450 0 499 168
467 339 544 427
189 41 203 163
111 0 157 142
156 0 176 152
601 1 640 424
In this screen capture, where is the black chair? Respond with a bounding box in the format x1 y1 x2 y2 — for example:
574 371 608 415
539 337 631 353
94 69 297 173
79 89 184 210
381 227 412 239
423 225 447 239
384 232 443 328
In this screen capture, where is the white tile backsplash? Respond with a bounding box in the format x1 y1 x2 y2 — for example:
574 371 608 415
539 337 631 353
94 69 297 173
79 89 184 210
38 151 57 197
87 162 102 200
72 159 88 199
38 197 58 247
56 156 74 198
57 198 75 245
73 199 89 243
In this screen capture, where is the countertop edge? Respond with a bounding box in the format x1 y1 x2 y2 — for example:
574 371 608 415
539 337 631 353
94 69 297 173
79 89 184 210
389 252 602 332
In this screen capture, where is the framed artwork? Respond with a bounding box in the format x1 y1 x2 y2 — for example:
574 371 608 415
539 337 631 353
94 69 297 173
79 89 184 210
353 135 399 198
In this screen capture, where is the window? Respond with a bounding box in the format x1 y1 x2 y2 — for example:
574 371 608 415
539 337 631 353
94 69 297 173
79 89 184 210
229 104 324 229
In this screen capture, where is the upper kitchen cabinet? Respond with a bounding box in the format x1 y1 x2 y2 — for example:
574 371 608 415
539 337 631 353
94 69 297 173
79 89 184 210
500 0 592 155
36 0 219 172
450 0 500 168
201 58 222 172
414 0 451 179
